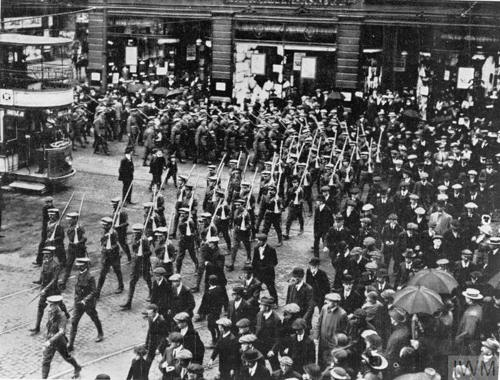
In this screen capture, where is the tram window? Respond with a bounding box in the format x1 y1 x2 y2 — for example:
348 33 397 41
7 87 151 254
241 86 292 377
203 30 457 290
3 115 19 142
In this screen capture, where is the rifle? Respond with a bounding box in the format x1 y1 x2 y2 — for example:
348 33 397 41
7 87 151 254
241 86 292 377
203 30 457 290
186 174 201 237
375 126 385 163
112 182 132 227
242 155 251 180
73 193 85 245
294 137 315 205
328 129 338 165
241 169 258 230
48 192 75 241
367 138 374 173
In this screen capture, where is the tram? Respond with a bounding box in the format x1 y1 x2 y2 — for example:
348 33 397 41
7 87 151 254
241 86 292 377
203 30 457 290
0 33 76 192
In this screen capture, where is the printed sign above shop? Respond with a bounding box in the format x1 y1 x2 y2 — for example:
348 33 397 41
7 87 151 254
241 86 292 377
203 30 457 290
3 16 42 30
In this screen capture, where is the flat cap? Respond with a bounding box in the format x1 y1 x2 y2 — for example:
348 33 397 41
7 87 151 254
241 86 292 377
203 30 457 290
325 292 341 302
173 312 190 322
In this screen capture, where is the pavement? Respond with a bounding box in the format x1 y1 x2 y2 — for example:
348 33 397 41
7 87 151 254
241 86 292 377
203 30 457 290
0 140 325 379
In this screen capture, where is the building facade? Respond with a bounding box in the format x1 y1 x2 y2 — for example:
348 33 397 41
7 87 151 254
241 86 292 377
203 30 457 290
86 0 500 101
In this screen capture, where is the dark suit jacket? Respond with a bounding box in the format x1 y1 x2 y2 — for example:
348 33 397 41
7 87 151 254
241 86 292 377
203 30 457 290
314 205 333 235
151 279 171 316
228 299 252 329
279 334 316 374
119 157 134 182
305 268 330 307
170 284 196 317
145 314 169 353
180 327 205 364
252 245 278 283
339 289 364 315
211 332 239 376
239 363 272 380
198 285 228 316
255 311 281 353
286 283 314 325
243 277 261 307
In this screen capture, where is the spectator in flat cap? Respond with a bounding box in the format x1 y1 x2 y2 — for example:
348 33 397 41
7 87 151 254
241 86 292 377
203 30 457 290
255 296 281 370
227 286 252 335
315 293 348 367
144 304 169 373
272 355 301 380
252 234 278 303
305 257 331 312
241 264 262 323
278 318 315 375
173 311 205 365
208 318 239 380
286 267 314 328
169 274 196 318
339 274 364 315
196 274 229 346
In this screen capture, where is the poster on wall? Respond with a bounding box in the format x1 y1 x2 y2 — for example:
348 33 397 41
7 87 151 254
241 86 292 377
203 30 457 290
300 57 317 79
457 67 475 89
293 52 306 71
186 45 196 61
125 46 138 66
251 53 266 75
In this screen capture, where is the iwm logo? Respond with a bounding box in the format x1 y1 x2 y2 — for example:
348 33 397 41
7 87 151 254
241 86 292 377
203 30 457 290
448 356 498 379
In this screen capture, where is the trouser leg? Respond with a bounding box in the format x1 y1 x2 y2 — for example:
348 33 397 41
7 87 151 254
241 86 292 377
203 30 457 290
61 249 76 286
41 345 56 378
111 258 124 289
97 260 111 295
86 307 103 335
69 304 84 348
272 216 283 242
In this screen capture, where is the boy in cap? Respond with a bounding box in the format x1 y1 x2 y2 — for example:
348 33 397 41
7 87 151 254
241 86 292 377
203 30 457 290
145 303 169 371
279 318 315 375
209 317 239 380
96 216 124 298
272 356 301 380
255 296 281 370
41 295 82 379
173 312 205 364
126 345 148 380
68 258 103 351
286 267 314 328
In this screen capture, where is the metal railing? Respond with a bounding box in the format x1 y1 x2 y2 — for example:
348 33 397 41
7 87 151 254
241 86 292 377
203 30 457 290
0 65 74 90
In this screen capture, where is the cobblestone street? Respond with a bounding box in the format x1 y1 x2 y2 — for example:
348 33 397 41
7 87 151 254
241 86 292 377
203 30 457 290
0 143 320 379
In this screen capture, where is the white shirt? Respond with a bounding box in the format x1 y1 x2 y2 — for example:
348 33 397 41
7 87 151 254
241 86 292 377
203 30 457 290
249 362 258 376
263 310 272 320
180 326 188 336
259 245 266 260
296 332 304 342
296 281 304 291
234 299 242 309
175 284 182 296
245 277 254 286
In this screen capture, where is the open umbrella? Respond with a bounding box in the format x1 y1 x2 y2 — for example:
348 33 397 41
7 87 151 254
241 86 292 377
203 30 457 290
408 268 458 294
488 271 500 289
152 87 168 96
166 88 184 98
393 286 443 315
